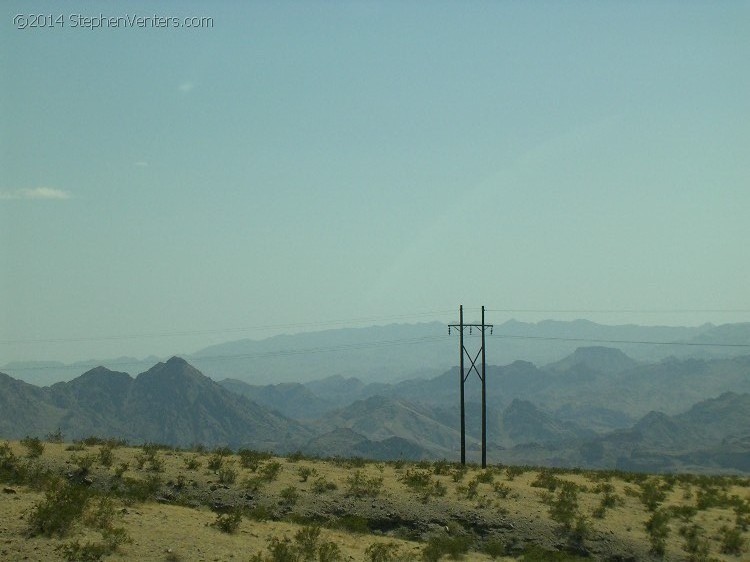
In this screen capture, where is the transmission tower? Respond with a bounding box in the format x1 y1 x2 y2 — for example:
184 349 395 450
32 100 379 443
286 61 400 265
448 305 493 467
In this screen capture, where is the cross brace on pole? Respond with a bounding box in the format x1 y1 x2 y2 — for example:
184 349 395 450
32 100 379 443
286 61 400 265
448 305 492 467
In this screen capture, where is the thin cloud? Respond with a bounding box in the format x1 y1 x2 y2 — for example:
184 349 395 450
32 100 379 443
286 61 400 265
178 82 194 93
0 187 71 200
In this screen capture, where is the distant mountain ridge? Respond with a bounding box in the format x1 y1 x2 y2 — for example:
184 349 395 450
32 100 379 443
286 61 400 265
1 350 749 473
0 357 311 451
5 320 750 386
570 392 750 473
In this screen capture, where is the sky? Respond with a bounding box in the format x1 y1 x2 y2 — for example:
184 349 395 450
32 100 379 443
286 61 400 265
1 1 749 364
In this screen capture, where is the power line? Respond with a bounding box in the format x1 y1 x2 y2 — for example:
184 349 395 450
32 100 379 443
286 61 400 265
4 329 750 373
486 308 750 314
3 315 749 373
489 333 750 348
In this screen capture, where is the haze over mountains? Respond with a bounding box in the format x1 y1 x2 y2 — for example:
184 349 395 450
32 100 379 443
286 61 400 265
1 328 749 473
4 320 750 387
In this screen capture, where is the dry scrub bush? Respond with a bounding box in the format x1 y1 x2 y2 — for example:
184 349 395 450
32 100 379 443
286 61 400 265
345 470 383 498
28 480 90 537
21 436 45 458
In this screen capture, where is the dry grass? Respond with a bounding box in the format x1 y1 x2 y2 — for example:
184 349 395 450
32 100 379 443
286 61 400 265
1 440 748 561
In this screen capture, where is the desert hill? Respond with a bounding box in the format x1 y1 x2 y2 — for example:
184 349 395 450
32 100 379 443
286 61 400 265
1 354 749 473
0 357 311 451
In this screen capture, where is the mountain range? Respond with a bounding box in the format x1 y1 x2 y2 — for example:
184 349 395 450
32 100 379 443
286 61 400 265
1 347 749 473
4 320 750 386
0 357 310 451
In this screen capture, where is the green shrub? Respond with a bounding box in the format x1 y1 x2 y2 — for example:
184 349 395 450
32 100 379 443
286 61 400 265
732 498 750 530
640 479 667 512
243 475 264 492
400 469 445 501
28 480 90 537
493 482 511 498
330 515 369 534
345 470 383 498
668 504 697 522
239 448 272 470
218 464 238 484
71 452 97 471
184 455 201 470
680 524 710 562
474 470 494 484
483 538 507 558
261 461 283 481
84 495 118 530
433 459 452 475
365 542 403 562
298 466 316 482
98 445 114 467
548 482 579 530
55 514 132 562
400 469 433 490
207 453 224 470
280 485 300 506
13 461 55 490
21 436 45 458
212 509 242 534
312 476 337 493
46 428 64 443
262 536 297 562
719 525 745 555
101 525 132 551
294 525 321 559
246 504 273 521
0 441 19 483
505 466 527 481
451 466 468 482
318 541 343 562
569 516 589 549
422 534 471 561
120 474 162 502
592 482 622 518
212 445 233 457
288 450 306 462
531 471 561 491
135 445 165 472
460 479 479 500
644 509 671 557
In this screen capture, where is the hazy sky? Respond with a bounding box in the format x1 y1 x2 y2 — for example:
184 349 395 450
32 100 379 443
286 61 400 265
2 1 749 363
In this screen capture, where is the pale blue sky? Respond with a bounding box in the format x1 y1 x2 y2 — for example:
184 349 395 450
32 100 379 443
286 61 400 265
2 1 749 363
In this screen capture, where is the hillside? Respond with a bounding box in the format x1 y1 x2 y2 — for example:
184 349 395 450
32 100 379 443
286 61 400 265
0 358 311 451
313 395 470 457
219 378 335 419
1 354 749 473
1 440 748 561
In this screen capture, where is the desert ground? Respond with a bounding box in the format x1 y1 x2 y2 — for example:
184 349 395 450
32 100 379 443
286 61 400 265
1 438 748 561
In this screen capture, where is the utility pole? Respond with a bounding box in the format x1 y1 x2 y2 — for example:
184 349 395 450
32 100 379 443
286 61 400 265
449 305 492 467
